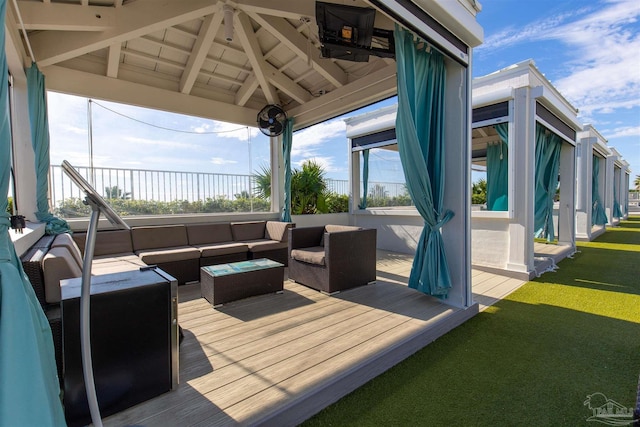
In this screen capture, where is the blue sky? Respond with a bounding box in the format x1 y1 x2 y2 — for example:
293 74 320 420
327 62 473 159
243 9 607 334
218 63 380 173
474 0 640 175
48 0 639 184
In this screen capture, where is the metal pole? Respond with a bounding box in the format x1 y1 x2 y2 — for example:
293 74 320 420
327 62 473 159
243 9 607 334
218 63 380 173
80 199 103 427
88 99 95 186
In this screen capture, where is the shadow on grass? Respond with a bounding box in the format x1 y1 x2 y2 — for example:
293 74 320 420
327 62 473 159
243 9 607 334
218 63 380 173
304 297 639 427
537 246 640 295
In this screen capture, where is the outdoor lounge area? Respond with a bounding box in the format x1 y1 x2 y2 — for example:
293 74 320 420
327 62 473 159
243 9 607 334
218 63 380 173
101 250 526 426
1 0 488 426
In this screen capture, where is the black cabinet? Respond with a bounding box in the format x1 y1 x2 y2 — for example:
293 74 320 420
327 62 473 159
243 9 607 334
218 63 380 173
61 268 178 427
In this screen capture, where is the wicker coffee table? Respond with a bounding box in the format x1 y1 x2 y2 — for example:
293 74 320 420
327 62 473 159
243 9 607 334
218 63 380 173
200 258 284 307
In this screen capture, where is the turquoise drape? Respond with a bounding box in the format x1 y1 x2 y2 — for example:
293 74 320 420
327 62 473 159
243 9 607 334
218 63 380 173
358 149 369 209
26 63 70 235
534 123 562 241
394 25 452 298
0 0 66 424
486 123 508 211
612 176 622 218
592 155 608 225
280 117 293 222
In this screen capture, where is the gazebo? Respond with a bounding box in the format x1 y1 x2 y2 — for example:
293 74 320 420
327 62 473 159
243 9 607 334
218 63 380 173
2 1 485 425
576 124 611 240
470 60 581 280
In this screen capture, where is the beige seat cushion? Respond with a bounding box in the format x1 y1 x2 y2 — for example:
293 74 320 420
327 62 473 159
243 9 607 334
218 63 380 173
51 233 84 268
193 242 248 258
264 221 292 242
244 239 288 252
291 246 325 266
324 225 362 233
43 247 83 303
136 246 200 264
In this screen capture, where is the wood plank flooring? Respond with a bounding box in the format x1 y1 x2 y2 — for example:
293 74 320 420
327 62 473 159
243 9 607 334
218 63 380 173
103 251 524 427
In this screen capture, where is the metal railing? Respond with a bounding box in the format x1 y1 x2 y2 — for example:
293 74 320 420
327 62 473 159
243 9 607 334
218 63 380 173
50 165 256 205
49 164 409 209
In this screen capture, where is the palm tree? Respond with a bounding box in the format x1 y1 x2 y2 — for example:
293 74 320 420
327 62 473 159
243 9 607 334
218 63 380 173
291 160 328 214
634 174 640 191
253 160 330 214
105 185 130 199
253 165 271 199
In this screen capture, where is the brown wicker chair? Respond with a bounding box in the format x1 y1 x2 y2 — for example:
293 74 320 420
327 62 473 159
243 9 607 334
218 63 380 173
288 225 376 294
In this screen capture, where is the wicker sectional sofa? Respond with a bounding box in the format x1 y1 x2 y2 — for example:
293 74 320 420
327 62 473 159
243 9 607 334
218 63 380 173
22 220 294 307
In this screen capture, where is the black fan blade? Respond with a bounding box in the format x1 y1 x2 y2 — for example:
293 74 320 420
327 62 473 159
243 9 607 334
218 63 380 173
268 107 282 119
258 117 271 129
270 121 284 135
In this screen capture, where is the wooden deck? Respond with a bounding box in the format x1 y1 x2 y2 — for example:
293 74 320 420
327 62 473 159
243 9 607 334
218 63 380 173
104 251 524 427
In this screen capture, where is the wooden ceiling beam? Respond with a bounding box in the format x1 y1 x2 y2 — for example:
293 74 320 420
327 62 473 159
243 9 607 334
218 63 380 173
233 11 278 104
15 1 114 31
180 10 223 94
248 13 347 87
29 0 220 66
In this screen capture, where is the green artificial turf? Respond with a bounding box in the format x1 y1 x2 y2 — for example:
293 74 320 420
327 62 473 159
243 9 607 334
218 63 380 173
304 217 640 426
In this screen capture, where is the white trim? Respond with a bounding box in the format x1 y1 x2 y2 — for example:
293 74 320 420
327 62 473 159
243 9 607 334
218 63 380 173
352 140 398 152
373 0 470 64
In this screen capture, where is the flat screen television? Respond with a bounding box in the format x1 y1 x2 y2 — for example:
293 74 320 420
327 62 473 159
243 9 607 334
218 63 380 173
316 2 376 62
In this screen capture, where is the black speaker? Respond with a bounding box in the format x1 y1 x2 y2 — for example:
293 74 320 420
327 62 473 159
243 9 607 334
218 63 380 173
61 268 178 427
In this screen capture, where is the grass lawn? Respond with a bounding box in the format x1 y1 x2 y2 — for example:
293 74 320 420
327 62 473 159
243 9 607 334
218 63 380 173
304 217 640 426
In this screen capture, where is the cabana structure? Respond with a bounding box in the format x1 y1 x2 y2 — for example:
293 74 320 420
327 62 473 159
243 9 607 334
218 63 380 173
621 160 631 219
576 125 611 240
345 99 470 307
470 60 581 280
606 146 626 226
2 0 484 425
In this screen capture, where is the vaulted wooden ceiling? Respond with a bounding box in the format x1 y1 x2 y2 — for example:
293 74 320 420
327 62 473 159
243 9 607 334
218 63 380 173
10 0 399 127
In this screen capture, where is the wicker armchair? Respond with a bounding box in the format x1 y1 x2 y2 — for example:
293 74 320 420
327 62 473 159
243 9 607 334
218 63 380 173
288 225 376 294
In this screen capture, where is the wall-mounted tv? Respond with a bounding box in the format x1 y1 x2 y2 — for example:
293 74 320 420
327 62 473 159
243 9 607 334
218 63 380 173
315 1 394 62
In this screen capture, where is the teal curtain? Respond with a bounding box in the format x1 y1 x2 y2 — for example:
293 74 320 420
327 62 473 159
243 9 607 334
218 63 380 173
358 149 369 209
280 117 294 222
612 176 622 218
591 155 608 225
0 0 66 424
534 123 562 241
26 63 70 235
394 25 452 298
486 123 508 211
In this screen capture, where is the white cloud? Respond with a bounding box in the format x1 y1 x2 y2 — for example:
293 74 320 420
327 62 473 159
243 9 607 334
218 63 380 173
123 135 201 150
211 122 260 141
605 125 640 139
294 156 338 173
291 119 346 158
478 0 640 116
210 157 238 165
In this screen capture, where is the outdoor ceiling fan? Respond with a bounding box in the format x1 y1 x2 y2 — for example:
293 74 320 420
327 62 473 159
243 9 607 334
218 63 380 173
257 104 287 137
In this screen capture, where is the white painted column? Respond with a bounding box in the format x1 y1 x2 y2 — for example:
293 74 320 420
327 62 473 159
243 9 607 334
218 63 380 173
270 135 283 215
7 39 38 222
506 87 534 274
604 154 615 222
349 146 361 215
557 142 576 246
